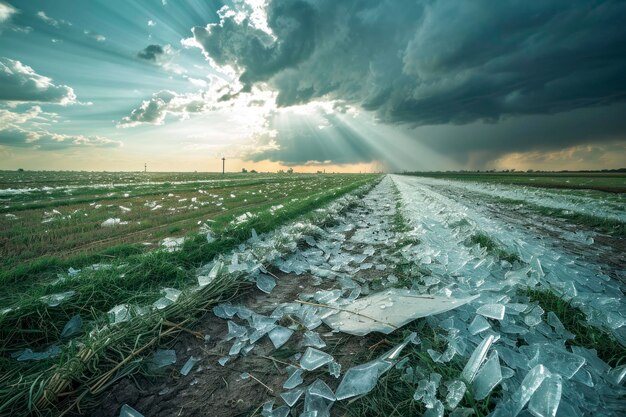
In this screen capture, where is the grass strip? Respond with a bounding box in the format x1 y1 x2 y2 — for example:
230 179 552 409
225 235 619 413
468 233 521 264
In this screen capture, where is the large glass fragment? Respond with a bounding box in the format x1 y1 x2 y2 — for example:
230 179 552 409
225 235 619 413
468 315 491 335
108 304 132 324
527 343 585 379
472 351 502 400
528 374 562 417
226 321 247 340
322 288 478 336
461 334 496 382
16 345 61 361
335 333 416 400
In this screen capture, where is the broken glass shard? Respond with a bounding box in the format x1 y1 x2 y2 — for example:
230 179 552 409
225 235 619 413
152 349 176 368
60 314 83 338
308 379 336 401
445 380 466 409
40 291 75 307
607 364 626 385
268 326 293 349
476 304 505 320
423 400 444 417
180 356 199 376
302 331 326 348
257 274 277 294
280 387 305 407
510 364 550 415
461 334 496 383
283 368 304 389
229 339 246 355
269 406 289 417
322 288 478 336
472 351 502 400
300 348 334 370
468 315 491 335
328 361 341 378
528 374 562 417
335 358 389 400
335 333 415 400
119 404 144 417
527 343 585 379
108 304 132 324
226 321 247 341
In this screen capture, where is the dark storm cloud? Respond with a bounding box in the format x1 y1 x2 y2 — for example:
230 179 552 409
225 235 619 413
192 0 626 127
137 44 165 62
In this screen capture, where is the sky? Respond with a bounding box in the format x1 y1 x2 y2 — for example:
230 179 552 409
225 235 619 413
0 0 625 173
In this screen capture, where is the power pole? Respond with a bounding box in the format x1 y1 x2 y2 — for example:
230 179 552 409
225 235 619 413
222 157 225 174
144 163 147 173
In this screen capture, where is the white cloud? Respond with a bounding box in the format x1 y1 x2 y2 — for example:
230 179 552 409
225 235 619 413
0 2 17 24
0 124 122 150
84 30 106 42
0 57 76 104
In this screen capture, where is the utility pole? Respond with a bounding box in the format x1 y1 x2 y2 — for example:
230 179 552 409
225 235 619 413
221 157 225 174
144 163 147 173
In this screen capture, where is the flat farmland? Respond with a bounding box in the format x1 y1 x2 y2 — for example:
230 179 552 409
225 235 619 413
0 172 375 278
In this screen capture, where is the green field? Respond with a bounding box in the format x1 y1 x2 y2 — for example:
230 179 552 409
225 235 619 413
0 171 379 416
401 171 626 192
